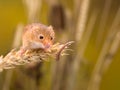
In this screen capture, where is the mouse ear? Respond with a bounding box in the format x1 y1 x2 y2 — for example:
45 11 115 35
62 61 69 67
48 25 53 30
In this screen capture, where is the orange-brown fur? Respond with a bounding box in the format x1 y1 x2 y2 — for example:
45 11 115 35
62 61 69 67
22 23 55 50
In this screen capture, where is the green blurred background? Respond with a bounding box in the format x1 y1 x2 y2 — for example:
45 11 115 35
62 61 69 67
0 0 120 90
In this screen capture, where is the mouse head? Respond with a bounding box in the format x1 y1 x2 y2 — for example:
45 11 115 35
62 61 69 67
29 23 55 49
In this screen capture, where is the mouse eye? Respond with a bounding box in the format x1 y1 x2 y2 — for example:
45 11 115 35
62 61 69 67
50 37 53 40
39 35 44 39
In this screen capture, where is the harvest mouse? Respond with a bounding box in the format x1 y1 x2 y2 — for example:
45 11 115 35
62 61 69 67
19 23 55 55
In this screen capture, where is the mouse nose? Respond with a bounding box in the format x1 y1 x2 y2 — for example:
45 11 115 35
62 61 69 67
45 43 51 49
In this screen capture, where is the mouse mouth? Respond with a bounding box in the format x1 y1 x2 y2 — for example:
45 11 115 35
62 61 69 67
31 42 45 49
44 44 51 49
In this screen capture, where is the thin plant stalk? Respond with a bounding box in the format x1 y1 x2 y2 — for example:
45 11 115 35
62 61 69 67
103 31 120 73
23 0 42 22
95 0 112 46
75 0 90 42
47 0 59 6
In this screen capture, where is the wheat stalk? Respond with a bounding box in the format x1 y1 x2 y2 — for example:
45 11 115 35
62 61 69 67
0 41 74 72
